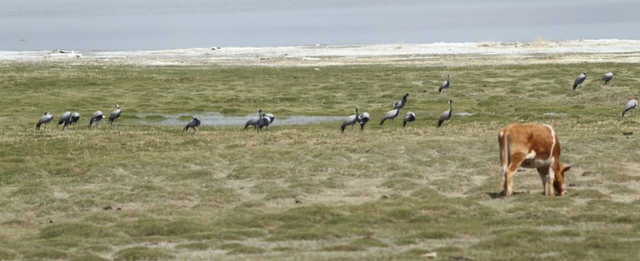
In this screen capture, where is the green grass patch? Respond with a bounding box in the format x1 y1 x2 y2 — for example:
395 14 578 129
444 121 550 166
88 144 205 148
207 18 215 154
2 62 640 260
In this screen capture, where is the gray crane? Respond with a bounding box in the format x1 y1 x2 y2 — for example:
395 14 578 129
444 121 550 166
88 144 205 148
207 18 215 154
359 112 370 131
403 111 416 127
89 111 105 128
573 72 587 91
58 111 72 130
438 99 453 127
183 117 201 133
244 109 263 130
438 74 450 95
341 107 360 133
262 113 275 128
622 99 638 117
397 93 410 109
258 113 272 133
35 111 53 130
109 104 121 126
602 72 614 85
70 112 80 127
380 102 400 127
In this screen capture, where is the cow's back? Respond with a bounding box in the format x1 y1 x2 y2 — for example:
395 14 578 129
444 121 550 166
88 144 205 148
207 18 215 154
502 123 557 160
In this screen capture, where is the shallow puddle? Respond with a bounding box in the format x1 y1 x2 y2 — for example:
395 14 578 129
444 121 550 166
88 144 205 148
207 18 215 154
544 112 567 116
455 112 475 116
137 112 345 126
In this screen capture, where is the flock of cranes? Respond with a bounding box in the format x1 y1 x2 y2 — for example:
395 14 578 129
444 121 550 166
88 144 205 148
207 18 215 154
338 74 452 133
574 71 617 90
573 71 636 116
37 105 121 131
341 91 451 133
34 72 637 133
335 71 634 132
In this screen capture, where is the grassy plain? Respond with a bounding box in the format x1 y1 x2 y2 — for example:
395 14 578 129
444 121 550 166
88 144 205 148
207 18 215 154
1 60 640 260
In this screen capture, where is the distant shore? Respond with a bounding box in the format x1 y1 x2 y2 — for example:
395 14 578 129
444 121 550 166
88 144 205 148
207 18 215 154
2 39 640 66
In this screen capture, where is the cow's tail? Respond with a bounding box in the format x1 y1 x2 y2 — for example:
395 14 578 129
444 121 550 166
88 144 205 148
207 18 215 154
498 129 509 195
498 129 509 176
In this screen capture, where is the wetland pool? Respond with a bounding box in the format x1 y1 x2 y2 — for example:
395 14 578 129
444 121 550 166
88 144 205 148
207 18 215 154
137 112 345 126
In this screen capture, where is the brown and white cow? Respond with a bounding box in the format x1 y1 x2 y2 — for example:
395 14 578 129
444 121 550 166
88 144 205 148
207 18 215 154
498 123 571 197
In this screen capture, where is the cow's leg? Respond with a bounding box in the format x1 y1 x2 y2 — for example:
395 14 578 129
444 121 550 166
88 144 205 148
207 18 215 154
537 167 553 196
504 152 525 197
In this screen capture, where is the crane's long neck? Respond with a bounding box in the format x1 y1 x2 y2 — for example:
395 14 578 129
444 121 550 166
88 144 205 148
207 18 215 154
448 103 453 117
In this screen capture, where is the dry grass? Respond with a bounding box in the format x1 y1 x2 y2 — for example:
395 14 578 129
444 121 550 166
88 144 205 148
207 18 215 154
0 62 640 260
531 35 551 47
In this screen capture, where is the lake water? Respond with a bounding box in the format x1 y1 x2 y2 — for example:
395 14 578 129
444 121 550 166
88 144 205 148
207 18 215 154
137 112 345 126
2 0 639 51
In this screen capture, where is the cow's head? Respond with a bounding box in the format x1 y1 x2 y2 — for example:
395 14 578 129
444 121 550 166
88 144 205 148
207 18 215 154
553 164 571 195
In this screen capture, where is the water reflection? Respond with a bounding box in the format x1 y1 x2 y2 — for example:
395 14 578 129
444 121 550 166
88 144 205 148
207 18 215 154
137 112 344 126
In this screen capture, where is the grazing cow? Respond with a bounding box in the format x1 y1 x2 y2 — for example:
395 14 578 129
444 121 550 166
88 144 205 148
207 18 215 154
498 123 571 197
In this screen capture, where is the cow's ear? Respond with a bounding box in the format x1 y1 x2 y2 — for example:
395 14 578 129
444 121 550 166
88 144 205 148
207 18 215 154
563 166 571 172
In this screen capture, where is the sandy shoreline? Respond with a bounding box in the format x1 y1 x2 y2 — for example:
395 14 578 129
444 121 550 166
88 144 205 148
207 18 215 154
2 39 640 66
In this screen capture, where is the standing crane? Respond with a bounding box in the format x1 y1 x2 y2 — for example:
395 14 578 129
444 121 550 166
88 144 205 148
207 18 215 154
89 111 105 129
622 99 638 117
258 113 272 133
602 72 614 85
438 74 451 95
261 113 275 132
244 109 263 130
438 99 453 128
359 112 370 131
403 111 416 127
573 72 587 91
58 111 72 130
70 112 80 128
36 112 53 130
380 102 400 127
183 117 201 133
341 108 360 133
109 104 122 127
397 93 410 109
